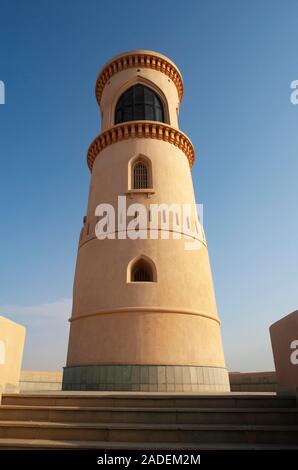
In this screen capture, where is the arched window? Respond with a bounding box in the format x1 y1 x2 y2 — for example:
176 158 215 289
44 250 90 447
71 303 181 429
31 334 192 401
128 256 157 283
115 84 165 125
129 155 153 191
133 161 148 189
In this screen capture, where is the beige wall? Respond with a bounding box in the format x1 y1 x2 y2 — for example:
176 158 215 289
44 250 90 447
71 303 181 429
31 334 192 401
0 316 25 393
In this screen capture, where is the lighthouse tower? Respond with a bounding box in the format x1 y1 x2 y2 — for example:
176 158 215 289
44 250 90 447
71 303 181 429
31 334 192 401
63 50 230 392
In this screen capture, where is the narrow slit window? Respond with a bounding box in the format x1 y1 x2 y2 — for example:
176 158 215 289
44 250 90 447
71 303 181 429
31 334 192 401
133 162 148 189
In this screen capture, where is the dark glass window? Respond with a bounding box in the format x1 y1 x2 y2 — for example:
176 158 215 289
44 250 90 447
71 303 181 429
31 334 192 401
115 85 165 124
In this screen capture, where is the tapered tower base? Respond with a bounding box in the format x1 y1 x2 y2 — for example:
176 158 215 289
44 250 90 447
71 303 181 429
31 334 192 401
62 365 230 392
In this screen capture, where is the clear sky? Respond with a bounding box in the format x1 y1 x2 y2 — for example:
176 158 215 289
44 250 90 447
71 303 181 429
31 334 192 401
0 0 297 372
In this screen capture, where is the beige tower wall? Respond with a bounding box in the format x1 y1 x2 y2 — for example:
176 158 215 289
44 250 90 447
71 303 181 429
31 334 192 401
63 51 229 392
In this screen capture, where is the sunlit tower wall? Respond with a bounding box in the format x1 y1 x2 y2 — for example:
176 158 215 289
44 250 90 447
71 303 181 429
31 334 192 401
63 50 230 392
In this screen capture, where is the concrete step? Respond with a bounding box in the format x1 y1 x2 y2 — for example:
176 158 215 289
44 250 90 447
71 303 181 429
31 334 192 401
0 421 297 444
2 393 296 409
0 405 298 425
0 438 298 450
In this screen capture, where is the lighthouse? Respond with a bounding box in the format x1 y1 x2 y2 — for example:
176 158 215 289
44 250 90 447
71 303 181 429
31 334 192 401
62 50 230 392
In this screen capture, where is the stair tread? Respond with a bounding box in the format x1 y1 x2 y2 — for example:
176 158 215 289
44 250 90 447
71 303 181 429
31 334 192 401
2 393 296 447
3 392 279 397
1 405 297 412
0 438 297 450
0 420 298 430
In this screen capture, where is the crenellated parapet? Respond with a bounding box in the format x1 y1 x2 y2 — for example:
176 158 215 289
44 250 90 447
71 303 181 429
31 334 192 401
87 121 195 171
95 50 183 106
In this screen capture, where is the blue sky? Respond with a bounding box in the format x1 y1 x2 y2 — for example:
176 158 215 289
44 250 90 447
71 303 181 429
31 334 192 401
0 0 297 372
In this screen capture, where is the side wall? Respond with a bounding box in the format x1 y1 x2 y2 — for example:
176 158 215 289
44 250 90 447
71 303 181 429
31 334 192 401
229 372 277 392
19 371 63 392
0 316 25 393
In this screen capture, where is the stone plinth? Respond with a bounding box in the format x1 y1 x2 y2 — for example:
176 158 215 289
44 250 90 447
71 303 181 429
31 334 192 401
270 310 298 396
